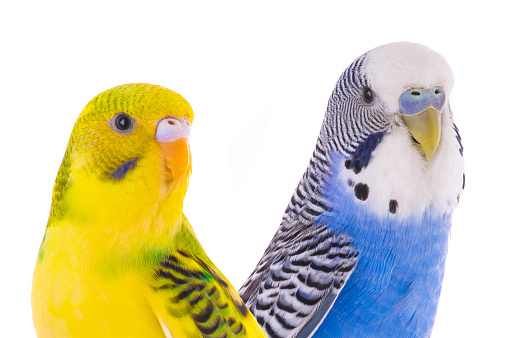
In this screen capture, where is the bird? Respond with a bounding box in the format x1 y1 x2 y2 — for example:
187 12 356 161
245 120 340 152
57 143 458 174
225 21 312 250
32 83 268 338
238 42 465 337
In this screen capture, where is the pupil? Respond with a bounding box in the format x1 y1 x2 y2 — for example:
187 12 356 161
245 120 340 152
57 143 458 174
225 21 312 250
363 87 373 103
115 113 132 131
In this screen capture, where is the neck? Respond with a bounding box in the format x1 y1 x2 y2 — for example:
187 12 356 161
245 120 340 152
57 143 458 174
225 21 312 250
46 168 190 248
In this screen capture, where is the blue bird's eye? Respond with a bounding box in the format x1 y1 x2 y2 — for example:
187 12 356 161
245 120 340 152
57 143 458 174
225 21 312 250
112 113 134 134
362 87 374 104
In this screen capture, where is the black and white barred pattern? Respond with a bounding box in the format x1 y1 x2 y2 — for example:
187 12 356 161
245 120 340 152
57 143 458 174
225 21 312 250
239 54 388 338
322 54 389 155
283 54 390 228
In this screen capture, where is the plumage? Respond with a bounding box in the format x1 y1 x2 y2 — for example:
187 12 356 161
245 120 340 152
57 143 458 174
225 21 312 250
32 83 267 337
239 42 464 337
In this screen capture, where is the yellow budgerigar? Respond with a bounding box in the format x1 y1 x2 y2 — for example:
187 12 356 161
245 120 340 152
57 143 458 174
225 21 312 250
32 84 267 337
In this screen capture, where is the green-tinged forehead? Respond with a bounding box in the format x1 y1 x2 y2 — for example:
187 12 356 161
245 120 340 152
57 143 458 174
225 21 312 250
81 83 194 123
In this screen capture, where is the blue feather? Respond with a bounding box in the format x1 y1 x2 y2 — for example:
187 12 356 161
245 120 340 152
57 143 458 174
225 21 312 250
110 157 139 180
312 152 451 337
345 132 385 174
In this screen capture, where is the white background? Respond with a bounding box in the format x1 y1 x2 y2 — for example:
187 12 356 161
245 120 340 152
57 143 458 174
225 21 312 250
1 1 508 337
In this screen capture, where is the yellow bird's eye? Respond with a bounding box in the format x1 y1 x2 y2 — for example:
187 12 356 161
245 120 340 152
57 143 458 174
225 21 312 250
112 113 135 134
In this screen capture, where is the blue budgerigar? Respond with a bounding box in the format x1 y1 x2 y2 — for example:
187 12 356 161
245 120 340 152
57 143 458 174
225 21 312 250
239 42 465 337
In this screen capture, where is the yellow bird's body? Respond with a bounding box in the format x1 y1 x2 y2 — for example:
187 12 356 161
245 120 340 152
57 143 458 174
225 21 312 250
32 84 267 338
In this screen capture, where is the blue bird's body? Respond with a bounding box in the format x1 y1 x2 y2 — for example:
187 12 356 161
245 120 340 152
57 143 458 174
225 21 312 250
239 42 464 338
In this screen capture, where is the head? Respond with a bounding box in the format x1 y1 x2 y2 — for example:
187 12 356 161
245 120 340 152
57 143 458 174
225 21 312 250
322 42 454 161
317 42 463 218
49 83 194 227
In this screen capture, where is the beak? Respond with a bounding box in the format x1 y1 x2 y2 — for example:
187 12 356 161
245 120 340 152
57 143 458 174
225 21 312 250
155 117 191 182
399 87 444 160
401 108 441 160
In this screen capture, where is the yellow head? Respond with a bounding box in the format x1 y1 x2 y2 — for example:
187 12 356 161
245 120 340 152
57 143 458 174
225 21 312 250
49 83 194 231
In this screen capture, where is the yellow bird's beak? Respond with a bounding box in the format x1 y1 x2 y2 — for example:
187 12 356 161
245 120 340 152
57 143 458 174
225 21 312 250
159 138 191 182
399 87 445 160
155 117 191 183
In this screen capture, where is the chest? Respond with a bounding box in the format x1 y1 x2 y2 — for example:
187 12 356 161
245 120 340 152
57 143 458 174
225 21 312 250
32 239 165 337
315 216 451 337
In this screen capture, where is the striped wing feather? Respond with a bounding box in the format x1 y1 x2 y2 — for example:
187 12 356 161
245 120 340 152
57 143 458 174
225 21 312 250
239 225 358 338
151 249 252 338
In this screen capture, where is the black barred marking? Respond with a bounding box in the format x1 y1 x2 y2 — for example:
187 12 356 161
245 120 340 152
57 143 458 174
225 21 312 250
296 289 320 306
310 261 335 273
338 262 356 273
265 322 284 338
256 300 272 311
236 301 249 317
193 302 214 323
389 199 398 214
309 246 329 256
189 294 204 306
152 283 172 291
160 261 207 279
296 188 305 200
307 276 332 291
166 255 179 263
276 298 297 313
207 286 218 297
263 281 275 290
304 207 322 217
329 251 358 259
334 279 345 289
462 173 465 189
228 317 236 327
177 284 198 300
309 196 331 211
232 322 244 335
216 276 229 288
292 259 311 267
280 283 296 290
281 264 298 274
177 249 191 257
271 271 286 282
275 313 296 330
354 183 369 201
157 269 186 285
196 315 221 335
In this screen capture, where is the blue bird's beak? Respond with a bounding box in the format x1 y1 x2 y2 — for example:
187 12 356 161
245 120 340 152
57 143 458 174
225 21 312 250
399 87 445 160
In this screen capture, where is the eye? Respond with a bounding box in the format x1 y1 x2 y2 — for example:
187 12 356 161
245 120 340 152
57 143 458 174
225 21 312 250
362 86 374 104
112 113 135 134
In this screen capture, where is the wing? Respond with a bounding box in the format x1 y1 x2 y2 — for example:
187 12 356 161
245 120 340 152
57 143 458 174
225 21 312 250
238 223 358 338
149 248 267 338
